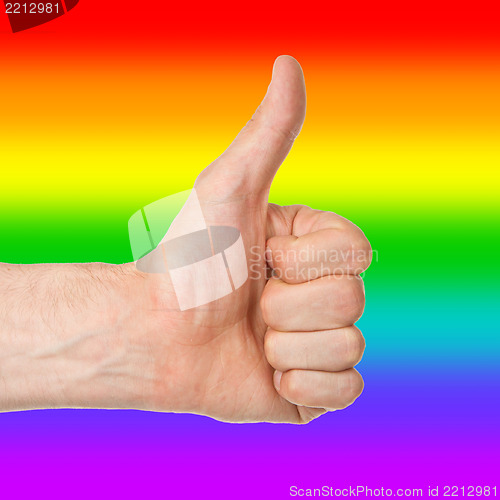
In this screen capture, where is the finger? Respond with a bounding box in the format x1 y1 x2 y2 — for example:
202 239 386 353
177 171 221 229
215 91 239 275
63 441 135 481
265 326 365 373
266 206 372 284
274 368 364 410
196 55 306 194
261 275 365 332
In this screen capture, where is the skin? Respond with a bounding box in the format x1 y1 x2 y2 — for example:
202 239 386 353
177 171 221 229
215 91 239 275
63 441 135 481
0 56 371 423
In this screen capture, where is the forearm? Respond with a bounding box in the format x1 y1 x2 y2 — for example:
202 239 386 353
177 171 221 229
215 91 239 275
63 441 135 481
0 262 153 412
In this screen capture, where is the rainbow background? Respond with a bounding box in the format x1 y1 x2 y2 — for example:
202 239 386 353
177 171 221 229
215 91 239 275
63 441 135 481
1 1 499 498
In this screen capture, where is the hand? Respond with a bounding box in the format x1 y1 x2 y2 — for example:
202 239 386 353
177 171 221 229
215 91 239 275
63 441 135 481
130 56 372 423
0 56 371 423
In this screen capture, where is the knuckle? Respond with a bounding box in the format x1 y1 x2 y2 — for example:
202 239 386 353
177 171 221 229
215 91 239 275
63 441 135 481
363 237 373 267
343 327 366 367
340 224 372 273
260 281 286 330
354 232 372 271
259 287 274 325
338 370 364 408
263 330 279 368
339 278 365 324
283 370 303 403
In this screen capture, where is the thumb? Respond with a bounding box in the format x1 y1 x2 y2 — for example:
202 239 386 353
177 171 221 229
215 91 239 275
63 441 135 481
197 55 306 194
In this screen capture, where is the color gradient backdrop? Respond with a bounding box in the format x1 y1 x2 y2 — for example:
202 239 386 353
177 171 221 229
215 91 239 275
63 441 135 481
1 1 499 498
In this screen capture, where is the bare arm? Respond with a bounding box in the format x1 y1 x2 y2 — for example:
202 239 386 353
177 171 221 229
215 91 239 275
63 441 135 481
0 262 152 412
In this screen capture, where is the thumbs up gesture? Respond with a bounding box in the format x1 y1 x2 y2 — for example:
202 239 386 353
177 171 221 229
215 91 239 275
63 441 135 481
134 56 372 423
